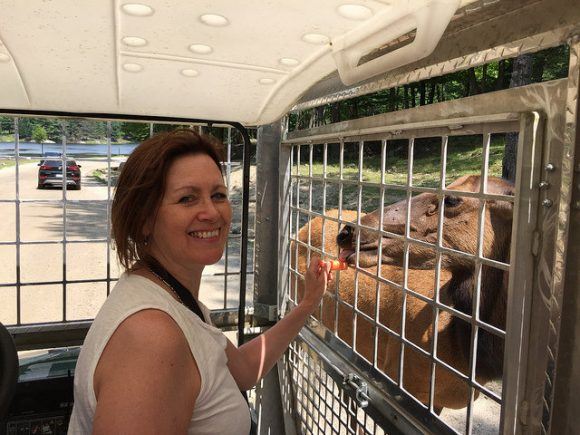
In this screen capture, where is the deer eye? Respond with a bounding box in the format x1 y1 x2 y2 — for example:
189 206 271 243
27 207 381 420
444 196 462 207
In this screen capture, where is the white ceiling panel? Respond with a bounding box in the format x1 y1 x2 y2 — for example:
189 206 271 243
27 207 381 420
0 0 475 125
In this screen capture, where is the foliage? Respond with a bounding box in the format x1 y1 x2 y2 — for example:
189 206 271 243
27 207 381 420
289 45 570 130
296 135 509 213
31 125 48 143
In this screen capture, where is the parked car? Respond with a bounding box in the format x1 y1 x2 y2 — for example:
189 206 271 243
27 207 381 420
37 159 82 190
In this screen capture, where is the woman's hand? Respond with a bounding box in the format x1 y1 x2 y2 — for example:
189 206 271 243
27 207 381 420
228 255 333 390
300 256 331 313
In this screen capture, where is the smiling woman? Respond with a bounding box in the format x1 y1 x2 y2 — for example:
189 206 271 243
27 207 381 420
68 128 332 435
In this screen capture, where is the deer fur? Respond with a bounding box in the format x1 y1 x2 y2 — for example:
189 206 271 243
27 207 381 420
292 175 513 411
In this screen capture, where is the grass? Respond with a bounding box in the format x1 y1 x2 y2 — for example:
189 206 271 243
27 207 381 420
295 135 507 213
0 158 37 169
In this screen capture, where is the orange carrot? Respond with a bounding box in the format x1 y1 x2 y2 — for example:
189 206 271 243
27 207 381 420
319 259 348 271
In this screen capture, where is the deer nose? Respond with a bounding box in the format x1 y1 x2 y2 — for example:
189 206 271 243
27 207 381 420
336 225 354 246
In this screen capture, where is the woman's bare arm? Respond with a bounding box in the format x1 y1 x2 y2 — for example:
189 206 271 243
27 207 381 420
226 257 330 391
92 309 200 434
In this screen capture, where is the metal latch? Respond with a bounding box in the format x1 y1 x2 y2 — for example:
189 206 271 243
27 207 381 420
343 373 370 408
254 303 278 321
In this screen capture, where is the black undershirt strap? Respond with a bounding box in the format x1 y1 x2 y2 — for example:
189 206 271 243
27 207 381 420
147 261 207 322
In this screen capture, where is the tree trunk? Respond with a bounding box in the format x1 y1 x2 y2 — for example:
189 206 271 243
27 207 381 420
502 54 533 182
331 102 341 123
410 85 417 107
495 60 507 90
482 64 488 93
427 79 436 104
349 99 359 119
467 68 480 96
389 88 397 111
403 85 410 109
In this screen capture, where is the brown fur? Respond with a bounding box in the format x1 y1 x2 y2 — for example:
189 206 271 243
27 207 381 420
293 175 513 411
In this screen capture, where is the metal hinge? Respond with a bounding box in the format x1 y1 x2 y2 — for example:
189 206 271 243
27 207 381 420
343 373 370 408
254 303 278 321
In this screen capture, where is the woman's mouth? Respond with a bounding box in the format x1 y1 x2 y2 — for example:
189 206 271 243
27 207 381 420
188 229 220 239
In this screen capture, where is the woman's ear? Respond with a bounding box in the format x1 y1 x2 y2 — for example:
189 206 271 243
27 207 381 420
142 217 153 240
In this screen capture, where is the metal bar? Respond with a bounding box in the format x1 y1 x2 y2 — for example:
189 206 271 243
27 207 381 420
289 175 516 203
0 109 242 129
237 124 252 346
292 1 579 110
289 210 511 271
431 134 449 413
224 127 231 309
300 328 445 434
14 118 21 326
254 122 282 324
285 113 519 144
546 35 580 433
8 308 249 350
500 112 545 433
61 121 68 322
106 121 113 296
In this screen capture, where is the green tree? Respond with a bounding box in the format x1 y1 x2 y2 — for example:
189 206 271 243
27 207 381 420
31 125 48 143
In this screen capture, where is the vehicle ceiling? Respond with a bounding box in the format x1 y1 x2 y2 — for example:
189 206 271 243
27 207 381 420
0 0 478 126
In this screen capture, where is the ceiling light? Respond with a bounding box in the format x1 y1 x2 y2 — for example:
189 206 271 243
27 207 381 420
123 63 143 72
302 33 330 45
181 69 199 77
189 44 213 55
279 58 300 66
337 4 373 20
200 14 229 27
122 36 148 47
121 3 154 17
0 53 10 63
259 78 275 85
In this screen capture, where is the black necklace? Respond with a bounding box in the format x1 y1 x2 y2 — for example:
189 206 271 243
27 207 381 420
147 261 206 323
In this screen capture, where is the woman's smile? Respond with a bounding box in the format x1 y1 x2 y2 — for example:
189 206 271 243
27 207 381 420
188 228 221 241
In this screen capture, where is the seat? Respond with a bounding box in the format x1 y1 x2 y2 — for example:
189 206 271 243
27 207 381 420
0 322 18 421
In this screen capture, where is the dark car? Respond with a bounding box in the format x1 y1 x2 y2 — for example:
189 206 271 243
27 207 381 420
37 159 82 190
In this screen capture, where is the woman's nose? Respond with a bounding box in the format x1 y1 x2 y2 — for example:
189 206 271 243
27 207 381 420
198 198 220 221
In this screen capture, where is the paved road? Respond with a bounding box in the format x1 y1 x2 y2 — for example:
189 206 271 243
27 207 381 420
0 158 252 325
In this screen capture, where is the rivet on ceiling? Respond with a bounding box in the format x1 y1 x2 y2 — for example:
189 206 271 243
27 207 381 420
259 78 275 85
199 14 229 27
121 3 154 17
189 44 213 54
181 69 199 77
122 36 148 47
123 63 144 72
337 4 374 20
279 58 300 67
302 33 330 45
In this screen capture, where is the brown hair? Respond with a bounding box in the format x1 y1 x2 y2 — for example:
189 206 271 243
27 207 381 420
112 128 225 270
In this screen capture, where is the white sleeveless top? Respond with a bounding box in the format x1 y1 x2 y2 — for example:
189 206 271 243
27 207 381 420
68 272 251 435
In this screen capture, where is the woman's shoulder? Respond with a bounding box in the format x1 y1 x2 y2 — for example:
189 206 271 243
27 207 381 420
110 308 189 353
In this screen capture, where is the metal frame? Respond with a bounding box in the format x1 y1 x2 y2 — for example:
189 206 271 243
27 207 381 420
279 77 570 433
0 111 254 349
293 0 580 112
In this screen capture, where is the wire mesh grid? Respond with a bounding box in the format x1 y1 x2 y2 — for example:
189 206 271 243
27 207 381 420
283 338 387 435
286 123 520 433
0 117 255 327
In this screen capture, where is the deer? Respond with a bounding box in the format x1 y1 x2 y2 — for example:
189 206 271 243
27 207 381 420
292 175 514 412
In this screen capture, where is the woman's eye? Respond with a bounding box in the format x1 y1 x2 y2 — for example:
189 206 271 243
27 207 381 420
212 192 228 201
178 196 195 204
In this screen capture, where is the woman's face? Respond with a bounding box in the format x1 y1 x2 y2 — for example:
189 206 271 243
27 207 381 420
147 153 231 272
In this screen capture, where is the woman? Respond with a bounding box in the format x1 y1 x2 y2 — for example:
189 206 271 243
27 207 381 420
68 129 330 434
